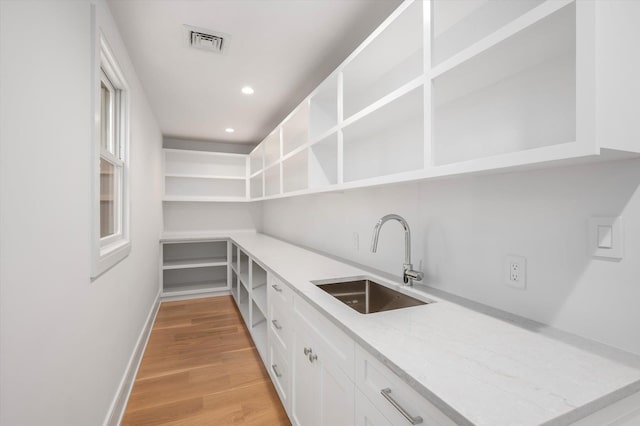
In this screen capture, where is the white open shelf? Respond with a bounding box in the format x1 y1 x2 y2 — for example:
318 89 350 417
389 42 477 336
252 285 267 317
264 164 281 197
309 133 338 189
264 130 281 168
251 312 267 361
163 257 226 270
250 144 264 175
310 74 338 140
164 149 246 178
432 2 576 165
282 102 309 156
432 0 545 66
162 266 227 296
164 176 246 199
343 85 424 183
238 284 250 327
250 173 263 199
283 149 308 193
342 0 423 119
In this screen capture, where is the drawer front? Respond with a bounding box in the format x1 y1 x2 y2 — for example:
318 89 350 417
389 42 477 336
268 273 293 306
269 341 290 411
294 295 355 380
355 388 392 426
355 346 455 426
269 296 292 351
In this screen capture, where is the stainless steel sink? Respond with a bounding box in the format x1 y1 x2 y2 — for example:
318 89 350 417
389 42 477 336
314 278 430 314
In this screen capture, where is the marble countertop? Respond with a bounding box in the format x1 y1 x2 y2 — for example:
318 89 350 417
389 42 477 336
162 231 640 426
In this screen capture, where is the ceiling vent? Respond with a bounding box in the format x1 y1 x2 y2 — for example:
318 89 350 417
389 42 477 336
183 25 230 54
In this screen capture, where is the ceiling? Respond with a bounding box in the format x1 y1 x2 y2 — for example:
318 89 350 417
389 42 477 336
107 0 402 145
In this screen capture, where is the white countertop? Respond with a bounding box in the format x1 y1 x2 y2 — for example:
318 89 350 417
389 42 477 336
162 231 640 425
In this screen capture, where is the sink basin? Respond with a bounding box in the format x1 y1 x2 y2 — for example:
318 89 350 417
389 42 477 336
314 278 430 314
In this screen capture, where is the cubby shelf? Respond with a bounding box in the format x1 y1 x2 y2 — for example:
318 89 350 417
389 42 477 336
163 148 248 202
242 0 640 202
160 240 230 298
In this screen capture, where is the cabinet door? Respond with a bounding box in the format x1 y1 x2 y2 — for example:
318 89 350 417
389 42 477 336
291 306 355 426
291 324 319 426
318 359 355 426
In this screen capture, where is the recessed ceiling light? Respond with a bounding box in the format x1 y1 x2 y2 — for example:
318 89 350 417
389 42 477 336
225 128 235 133
241 86 254 95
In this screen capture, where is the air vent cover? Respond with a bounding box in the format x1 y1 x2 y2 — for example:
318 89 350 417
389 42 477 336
183 25 230 54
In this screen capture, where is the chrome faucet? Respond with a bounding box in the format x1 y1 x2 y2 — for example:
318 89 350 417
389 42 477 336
371 214 423 286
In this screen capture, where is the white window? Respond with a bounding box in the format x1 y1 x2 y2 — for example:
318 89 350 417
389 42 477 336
92 34 130 278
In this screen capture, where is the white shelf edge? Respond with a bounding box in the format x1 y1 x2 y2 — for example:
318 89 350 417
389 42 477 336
342 75 425 129
429 0 574 80
163 196 249 203
161 279 228 297
164 173 245 180
162 258 227 270
249 170 263 179
163 147 249 159
252 286 267 316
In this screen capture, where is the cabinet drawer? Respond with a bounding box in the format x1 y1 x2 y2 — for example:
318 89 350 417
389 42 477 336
268 273 293 306
355 346 455 426
269 341 290 411
294 295 355 379
269 296 292 351
355 388 392 426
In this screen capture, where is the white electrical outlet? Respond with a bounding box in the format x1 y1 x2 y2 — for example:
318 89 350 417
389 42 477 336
504 255 526 289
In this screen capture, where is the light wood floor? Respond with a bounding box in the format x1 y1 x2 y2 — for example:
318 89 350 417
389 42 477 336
122 296 290 425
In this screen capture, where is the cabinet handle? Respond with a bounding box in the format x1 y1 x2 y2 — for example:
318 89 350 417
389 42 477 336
308 353 318 363
271 364 282 378
380 388 423 425
272 284 282 292
272 319 282 330
304 347 312 356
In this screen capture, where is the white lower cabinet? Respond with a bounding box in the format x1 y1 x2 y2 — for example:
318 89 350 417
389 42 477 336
355 388 392 426
291 297 355 426
355 346 456 426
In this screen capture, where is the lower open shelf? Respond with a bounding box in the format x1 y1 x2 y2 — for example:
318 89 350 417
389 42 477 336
252 318 268 362
162 279 227 297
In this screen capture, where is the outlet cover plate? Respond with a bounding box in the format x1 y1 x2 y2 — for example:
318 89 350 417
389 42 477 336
504 255 526 289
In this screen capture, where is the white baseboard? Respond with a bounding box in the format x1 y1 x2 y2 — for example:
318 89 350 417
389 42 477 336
103 291 161 426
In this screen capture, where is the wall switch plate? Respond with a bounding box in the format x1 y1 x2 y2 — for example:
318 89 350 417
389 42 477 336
589 217 623 260
504 255 526 289
352 232 359 251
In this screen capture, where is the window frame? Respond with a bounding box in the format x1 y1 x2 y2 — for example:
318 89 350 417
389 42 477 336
91 33 131 279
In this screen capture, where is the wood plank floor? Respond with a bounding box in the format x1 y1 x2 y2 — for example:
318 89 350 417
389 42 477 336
122 296 290 426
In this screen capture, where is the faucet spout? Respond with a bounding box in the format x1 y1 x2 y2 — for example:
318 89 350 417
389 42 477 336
370 214 423 286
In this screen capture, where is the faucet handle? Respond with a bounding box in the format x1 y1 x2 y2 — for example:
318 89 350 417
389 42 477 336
403 263 423 285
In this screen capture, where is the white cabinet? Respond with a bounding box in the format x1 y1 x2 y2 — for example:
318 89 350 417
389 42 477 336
160 239 230 299
355 389 392 426
291 296 355 426
355 346 456 426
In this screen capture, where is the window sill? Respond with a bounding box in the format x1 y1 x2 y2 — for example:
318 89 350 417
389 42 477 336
91 238 131 280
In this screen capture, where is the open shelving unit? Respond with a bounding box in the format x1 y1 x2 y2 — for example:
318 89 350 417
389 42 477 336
161 240 229 298
163 148 248 202
243 0 640 202
230 247 269 362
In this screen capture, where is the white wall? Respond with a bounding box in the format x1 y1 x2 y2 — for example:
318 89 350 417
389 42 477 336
163 201 263 233
0 1 162 425
263 158 640 356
